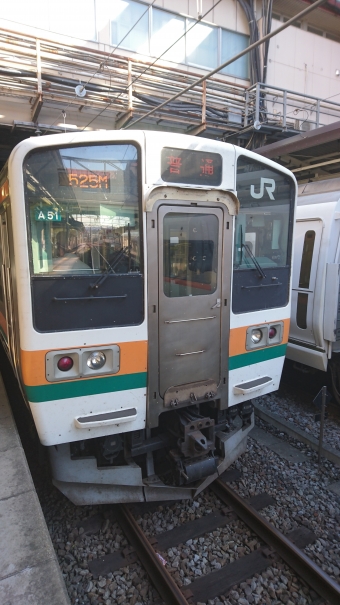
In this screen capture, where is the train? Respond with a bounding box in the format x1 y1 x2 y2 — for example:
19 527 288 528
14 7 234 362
287 177 340 403
0 130 296 504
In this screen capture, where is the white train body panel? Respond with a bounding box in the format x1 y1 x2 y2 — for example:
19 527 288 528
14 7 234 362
287 178 340 372
0 131 296 503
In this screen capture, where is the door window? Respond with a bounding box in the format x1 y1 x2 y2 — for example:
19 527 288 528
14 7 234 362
298 230 315 289
296 293 308 329
163 213 218 298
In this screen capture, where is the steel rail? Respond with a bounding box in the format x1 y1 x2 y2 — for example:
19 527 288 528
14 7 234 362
212 479 340 605
115 504 189 605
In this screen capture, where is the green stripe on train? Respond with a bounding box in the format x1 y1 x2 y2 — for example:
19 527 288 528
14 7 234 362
24 344 286 402
229 343 287 370
24 372 147 403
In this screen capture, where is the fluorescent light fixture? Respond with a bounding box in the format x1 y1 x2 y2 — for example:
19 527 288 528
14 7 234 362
0 114 5 118
57 123 78 129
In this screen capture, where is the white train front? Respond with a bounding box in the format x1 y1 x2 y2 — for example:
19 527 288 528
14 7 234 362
0 131 296 504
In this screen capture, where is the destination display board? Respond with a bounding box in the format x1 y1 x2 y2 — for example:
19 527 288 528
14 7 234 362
161 147 222 186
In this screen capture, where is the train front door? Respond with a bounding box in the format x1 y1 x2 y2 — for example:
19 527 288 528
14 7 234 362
158 206 223 404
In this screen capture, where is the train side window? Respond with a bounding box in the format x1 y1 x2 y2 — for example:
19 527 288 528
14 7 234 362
298 230 315 289
296 292 308 329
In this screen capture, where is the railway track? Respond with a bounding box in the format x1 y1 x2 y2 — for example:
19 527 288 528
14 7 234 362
87 472 340 605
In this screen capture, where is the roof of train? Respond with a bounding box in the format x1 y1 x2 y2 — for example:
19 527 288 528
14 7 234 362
298 177 340 196
297 178 340 208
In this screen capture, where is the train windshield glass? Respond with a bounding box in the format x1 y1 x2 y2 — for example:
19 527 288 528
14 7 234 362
233 156 295 313
235 157 294 272
24 144 142 276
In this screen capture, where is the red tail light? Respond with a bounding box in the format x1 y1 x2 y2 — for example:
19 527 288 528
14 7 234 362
57 356 74 372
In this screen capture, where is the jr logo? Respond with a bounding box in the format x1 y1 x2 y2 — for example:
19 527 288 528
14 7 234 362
250 178 276 200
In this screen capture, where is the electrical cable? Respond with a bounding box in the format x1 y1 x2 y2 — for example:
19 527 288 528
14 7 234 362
122 0 327 130
85 0 158 88
42 0 158 134
80 0 222 131
106 0 223 110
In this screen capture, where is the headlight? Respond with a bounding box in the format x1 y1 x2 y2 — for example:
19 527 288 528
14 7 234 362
87 351 106 370
251 329 263 344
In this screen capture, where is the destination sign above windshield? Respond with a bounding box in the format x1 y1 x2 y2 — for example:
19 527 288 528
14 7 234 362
161 147 222 186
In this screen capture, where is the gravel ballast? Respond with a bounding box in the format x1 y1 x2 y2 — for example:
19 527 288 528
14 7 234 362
33 418 340 605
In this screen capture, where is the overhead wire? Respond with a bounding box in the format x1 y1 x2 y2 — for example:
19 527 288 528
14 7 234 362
42 0 158 134
80 0 223 131
121 0 327 130
106 0 223 108
84 0 159 88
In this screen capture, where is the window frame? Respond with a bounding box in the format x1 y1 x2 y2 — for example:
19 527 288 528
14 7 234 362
109 0 249 79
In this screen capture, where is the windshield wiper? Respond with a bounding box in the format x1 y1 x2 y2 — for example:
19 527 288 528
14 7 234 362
90 246 130 290
242 243 266 279
240 226 266 279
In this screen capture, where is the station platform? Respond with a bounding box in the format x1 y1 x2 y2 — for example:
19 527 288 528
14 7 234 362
0 374 70 605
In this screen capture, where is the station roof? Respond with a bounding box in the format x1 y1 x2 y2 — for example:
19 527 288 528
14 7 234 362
255 120 340 183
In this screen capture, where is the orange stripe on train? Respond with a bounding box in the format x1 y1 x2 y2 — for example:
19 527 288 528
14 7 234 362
20 340 148 386
0 311 8 336
0 180 9 204
229 319 290 357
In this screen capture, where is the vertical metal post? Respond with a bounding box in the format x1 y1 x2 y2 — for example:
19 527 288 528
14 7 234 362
202 80 206 125
282 90 287 127
36 39 42 94
318 386 326 464
127 59 133 111
255 82 260 125
316 99 320 128
244 89 249 127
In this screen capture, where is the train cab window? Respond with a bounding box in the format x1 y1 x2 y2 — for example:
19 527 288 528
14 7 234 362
163 213 218 297
24 143 144 332
25 145 141 276
299 230 315 289
233 156 295 313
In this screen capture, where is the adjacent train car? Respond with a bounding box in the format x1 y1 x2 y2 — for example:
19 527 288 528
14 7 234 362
0 131 296 504
287 177 340 402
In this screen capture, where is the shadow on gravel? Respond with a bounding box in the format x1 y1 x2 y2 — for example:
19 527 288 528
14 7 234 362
281 359 340 417
0 342 49 487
